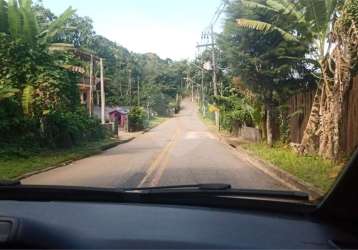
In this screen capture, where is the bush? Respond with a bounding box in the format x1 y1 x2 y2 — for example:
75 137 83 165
44 109 105 148
128 106 147 132
0 99 42 148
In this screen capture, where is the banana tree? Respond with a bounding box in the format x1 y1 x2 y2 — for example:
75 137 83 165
234 0 355 159
0 0 76 117
0 85 18 101
1 0 75 44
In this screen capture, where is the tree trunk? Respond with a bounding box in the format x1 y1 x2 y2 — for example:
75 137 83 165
300 21 357 160
299 85 322 155
266 105 273 147
260 105 267 142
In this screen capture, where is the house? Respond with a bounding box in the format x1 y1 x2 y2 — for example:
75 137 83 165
93 106 129 132
50 44 106 124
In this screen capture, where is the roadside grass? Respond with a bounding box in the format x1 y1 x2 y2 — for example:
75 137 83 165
0 138 120 181
241 143 341 192
148 116 168 129
199 110 341 192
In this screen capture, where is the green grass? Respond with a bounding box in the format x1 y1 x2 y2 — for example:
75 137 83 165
0 139 120 181
241 143 341 192
148 116 168 129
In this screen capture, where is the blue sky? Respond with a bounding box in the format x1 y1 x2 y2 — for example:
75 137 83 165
42 0 223 60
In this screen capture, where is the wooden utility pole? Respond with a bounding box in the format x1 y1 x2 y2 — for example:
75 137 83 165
195 0 227 125
100 58 105 124
128 68 132 105
192 80 194 102
137 77 140 106
89 55 94 117
210 25 219 127
211 25 218 97
200 58 205 114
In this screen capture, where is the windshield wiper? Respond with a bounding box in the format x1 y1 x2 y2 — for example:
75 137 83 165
124 183 310 201
0 181 309 202
125 183 232 191
0 180 21 186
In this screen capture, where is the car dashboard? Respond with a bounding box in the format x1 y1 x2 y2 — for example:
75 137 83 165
0 200 357 249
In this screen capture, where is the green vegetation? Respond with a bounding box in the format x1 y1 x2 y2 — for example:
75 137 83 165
0 0 105 151
0 0 186 154
0 138 119 180
242 143 339 192
128 106 147 132
214 94 262 134
193 0 358 161
148 117 168 130
1 0 357 190
0 0 187 180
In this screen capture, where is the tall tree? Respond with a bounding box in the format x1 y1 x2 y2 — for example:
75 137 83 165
219 0 315 146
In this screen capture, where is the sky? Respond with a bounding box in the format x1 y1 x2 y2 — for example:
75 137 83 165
42 0 223 60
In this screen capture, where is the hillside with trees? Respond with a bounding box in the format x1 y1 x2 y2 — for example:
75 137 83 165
0 0 187 153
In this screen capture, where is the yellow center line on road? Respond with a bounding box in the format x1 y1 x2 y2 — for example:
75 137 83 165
138 125 182 188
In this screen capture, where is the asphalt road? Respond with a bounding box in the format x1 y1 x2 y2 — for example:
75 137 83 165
23 100 286 190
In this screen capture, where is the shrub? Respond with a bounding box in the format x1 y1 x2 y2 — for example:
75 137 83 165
128 106 147 132
44 109 105 148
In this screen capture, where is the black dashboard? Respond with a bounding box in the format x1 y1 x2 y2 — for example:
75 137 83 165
0 200 356 249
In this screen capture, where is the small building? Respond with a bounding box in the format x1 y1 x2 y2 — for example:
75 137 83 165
109 108 129 132
93 106 129 133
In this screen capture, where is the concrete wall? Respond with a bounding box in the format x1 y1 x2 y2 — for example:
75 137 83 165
238 126 261 142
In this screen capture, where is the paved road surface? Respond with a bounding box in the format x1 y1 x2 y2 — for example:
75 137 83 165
24 100 286 190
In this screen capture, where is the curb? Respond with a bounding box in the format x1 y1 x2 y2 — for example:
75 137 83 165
206 124 324 200
18 138 135 181
231 145 324 200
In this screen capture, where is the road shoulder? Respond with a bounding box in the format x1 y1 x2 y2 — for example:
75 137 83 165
203 120 324 200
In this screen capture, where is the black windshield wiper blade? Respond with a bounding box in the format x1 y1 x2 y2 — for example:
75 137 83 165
0 180 21 187
0 182 309 202
125 183 232 191
124 183 310 201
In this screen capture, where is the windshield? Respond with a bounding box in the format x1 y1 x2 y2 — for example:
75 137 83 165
0 0 357 201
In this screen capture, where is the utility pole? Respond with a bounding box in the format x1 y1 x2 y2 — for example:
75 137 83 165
192 80 194 102
128 68 132 105
100 58 105 124
195 0 228 126
211 25 218 97
201 60 205 107
137 77 140 106
190 60 205 113
89 55 94 117
210 25 220 127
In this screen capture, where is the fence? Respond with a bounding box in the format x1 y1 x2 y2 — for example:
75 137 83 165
238 126 261 142
342 76 358 155
288 76 358 156
288 89 316 143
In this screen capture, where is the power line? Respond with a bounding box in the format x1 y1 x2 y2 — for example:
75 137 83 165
209 0 228 28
